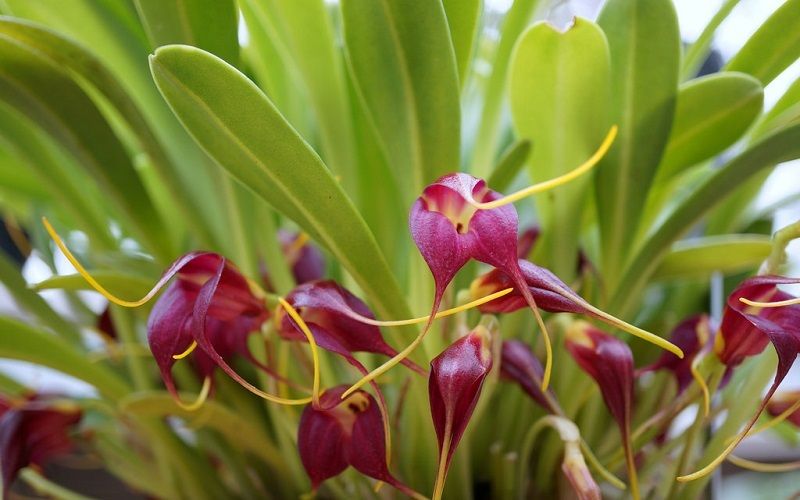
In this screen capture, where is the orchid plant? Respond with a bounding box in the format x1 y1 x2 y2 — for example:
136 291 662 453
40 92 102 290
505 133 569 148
1 0 800 499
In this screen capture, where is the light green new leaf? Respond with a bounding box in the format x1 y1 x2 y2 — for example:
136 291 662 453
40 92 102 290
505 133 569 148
658 72 763 179
149 45 413 322
0 316 130 400
0 34 170 259
680 0 740 80
471 0 540 177
341 0 460 198
442 0 482 85
134 0 239 65
596 0 680 284
612 122 800 316
509 18 610 279
653 235 772 281
120 392 287 475
726 0 800 86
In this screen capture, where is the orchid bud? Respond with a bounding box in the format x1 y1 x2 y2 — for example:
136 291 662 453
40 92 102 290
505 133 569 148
278 231 326 284
641 315 711 393
562 440 601 500
0 396 81 496
297 386 417 497
500 340 557 413
277 281 424 376
565 321 638 498
429 325 493 499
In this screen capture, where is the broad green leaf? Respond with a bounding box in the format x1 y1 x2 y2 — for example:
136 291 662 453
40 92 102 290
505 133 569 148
653 234 772 281
0 34 170 259
0 316 130 399
0 146 50 201
442 0 482 85
0 252 83 342
149 46 414 323
241 0 357 192
487 139 531 193
658 73 763 178
611 123 800 316
32 271 152 299
596 0 680 284
680 0 740 80
133 0 239 65
509 18 610 279
341 0 460 199
120 392 289 474
726 0 800 85
471 0 540 177
0 17 219 247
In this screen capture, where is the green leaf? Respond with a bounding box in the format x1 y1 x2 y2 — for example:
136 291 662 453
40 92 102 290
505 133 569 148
0 251 83 342
471 0 540 177
119 392 288 474
133 0 239 65
0 17 220 247
658 72 763 179
595 0 680 284
611 123 800 316
0 33 170 259
31 271 153 299
509 18 610 279
241 0 357 191
680 0 740 80
442 0 482 85
653 234 772 281
341 0 460 198
0 316 130 400
752 74 800 138
149 45 413 322
487 139 531 193
726 0 800 85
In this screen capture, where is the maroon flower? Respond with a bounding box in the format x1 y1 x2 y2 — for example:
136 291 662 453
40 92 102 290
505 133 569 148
640 315 711 393
297 386 417 497
147 252 270 405
500 340 557 413
565 321 638 498
679 276 800 481
277 281 424 377
0 396 81 496
429 326 493 499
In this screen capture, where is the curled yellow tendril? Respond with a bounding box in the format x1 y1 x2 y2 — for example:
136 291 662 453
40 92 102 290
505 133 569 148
690 358 711 417
727 454 800 472
739 296 800 308
173 341 197 360
469 126 618 210
175 377 212 412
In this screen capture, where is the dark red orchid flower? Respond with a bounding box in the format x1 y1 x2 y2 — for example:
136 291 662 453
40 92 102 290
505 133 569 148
471 258 680 358
767 390 800 428
276 280 425 377
500 340 557 413
679 276 800 482
147 252 271 406
297 385 418 497
517 226 541 258
429 325 493 499
565 321 639 498
0 395 81 496
640 315 711 393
